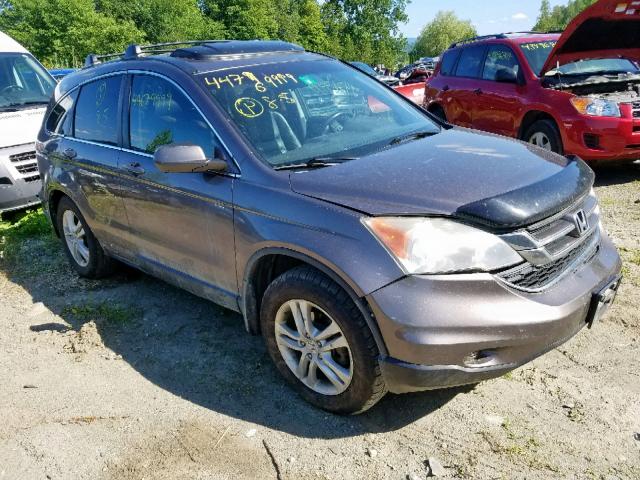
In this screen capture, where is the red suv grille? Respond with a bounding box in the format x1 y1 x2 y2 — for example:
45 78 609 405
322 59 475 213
633 101 640 119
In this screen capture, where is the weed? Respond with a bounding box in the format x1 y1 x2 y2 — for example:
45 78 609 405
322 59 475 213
63 302 141 326
0 209 56 265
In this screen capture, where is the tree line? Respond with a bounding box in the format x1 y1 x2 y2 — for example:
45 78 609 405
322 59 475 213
411 0 597 60
0 0 408 68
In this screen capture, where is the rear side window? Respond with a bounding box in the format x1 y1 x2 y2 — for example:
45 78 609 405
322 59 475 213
129 75 217 156
439 50 460 76
482 45 521 81
46 91 77 135
74 76 122 145
454 45 486 78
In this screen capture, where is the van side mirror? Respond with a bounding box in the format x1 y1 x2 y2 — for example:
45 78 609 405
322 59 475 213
154 144 227 173
495 68 519 84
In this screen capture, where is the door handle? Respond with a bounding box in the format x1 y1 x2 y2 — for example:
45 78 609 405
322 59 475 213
474 88 483 95
442 85 450 92
124 162 145 176
63 148 77 159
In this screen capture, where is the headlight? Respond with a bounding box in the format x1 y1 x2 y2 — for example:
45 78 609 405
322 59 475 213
363 217 523 275
570 97 621 117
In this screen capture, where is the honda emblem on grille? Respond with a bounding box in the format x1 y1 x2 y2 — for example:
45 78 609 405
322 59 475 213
573 209 589 236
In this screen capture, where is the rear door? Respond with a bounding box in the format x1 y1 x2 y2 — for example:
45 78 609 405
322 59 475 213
472 44 525 137
447 45 487 128
50 74 132 255
117 72 237 308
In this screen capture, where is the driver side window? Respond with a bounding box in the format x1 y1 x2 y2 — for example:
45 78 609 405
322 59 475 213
129 75 218 156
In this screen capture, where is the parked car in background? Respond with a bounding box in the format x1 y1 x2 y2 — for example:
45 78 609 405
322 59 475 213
39 40 620 414
424 0 640 164
418 56 440 72
49 68 77 81
0 31 56 215
349 61 400 86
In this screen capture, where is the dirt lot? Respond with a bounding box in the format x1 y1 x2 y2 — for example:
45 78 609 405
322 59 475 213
1 163 639 480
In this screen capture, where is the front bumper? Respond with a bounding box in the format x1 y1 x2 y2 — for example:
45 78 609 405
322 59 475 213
367 234 622 394
0 144 41 214
562 111 640 162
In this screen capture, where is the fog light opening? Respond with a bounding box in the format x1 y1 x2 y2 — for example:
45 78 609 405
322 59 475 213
463 350 494 367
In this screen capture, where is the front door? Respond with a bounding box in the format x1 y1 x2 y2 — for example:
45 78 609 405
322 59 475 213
117 73 237 308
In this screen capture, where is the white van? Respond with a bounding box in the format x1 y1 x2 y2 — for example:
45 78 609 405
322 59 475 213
0 31 56 214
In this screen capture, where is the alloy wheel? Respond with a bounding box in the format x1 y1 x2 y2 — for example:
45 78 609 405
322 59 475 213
62 209 90 267
529 132 552 151
274 299 353 396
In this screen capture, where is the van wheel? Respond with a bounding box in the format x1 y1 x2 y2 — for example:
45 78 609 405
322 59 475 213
260 266 386 414
524 120 563 154
56 197 115 278
429 105 447 122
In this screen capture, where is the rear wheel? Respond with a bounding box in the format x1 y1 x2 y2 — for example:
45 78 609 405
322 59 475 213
260 266 386 414
524 119 563 154
56 196 115 278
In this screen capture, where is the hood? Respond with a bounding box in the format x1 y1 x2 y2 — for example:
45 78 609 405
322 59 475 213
0 107 46 148
289 128 594 230
541 0 640 76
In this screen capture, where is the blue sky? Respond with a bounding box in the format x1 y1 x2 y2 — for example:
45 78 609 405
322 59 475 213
401 0 571 37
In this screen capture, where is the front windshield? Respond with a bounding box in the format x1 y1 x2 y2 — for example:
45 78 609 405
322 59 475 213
199 58 439 168
0 53 56 110
520 41 640 76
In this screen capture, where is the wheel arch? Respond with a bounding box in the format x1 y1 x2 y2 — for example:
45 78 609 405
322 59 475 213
241 247 388 356
517 110 560 140
47 188 72 237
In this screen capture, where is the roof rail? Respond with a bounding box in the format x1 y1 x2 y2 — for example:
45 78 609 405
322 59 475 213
84 40 223 68
449 31 558 49
449 34 507 48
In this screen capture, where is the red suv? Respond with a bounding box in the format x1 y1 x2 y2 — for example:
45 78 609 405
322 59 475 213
424 0 640 164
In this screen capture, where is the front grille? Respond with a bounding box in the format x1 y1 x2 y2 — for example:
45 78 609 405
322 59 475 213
497 192 601 292
9 150 40 181
498 231 599 291
633 101 640 118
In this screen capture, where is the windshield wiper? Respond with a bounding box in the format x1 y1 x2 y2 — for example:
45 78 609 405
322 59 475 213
387 130 437 146
274 157 357 171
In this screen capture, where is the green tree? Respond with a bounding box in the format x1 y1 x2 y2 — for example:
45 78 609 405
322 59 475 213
297 0 328 51
321 0 408 66
0 0 144 67
95 0 224 43
204 0 279 39
412 11 476 58
533 0 597 31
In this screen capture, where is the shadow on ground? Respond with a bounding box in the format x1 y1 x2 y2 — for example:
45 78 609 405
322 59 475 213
5 241 462 439
592 160 640 187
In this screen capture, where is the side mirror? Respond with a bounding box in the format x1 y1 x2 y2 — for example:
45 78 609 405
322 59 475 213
154 143 227 173
495 68 519 84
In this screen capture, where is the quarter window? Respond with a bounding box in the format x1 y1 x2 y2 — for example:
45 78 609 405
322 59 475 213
46 91 77 135
454 45 486 78
439 49 461 76
129 75 217 156
74 76 122 145
482 45 521 81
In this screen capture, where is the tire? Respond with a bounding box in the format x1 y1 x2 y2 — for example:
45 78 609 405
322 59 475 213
523 119 563 154
429 104 447 122
260 266 386 414
56 196 115 278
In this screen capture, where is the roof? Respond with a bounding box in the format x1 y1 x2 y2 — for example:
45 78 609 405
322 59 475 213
449 32 561 49
0 31 28 54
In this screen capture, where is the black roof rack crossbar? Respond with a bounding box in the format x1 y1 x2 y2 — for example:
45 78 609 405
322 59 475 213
84 40 224 67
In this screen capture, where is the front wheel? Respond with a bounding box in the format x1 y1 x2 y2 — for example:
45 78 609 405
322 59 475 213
260 266 386 414
524 119 563 154
56 196 115 278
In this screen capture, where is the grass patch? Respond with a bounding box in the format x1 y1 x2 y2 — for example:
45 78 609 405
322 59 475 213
0 208 57 265
63 302 142 326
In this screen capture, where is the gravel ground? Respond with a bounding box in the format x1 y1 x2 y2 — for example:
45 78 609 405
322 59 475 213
1 162 639 480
